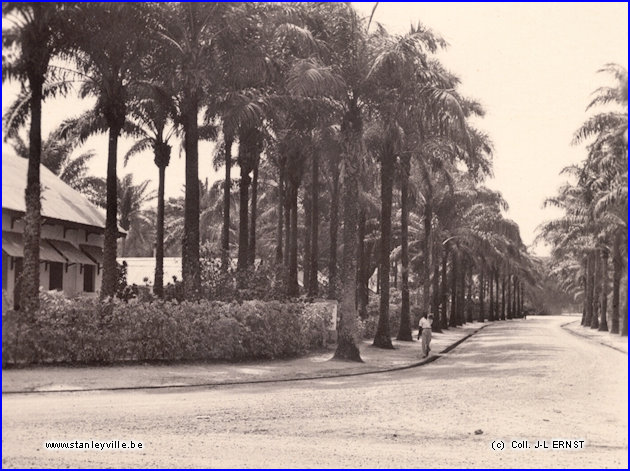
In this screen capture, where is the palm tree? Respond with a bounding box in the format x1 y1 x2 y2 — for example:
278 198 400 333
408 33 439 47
317 3 370 361
541 63 627 334
155 2 248 299
2 2 68 312
8 126 105 207
62 3 153 298
363 21 450 349
124 85 177 297
365 120 402 348
117 174 156 257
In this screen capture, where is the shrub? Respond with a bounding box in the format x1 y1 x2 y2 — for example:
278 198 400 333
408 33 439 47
200 260 289 302
2 294 334 366
360 302 403 339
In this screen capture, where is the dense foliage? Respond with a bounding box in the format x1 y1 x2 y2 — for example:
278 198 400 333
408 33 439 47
2 291 332 366
3 3 544 361
539 64 628 335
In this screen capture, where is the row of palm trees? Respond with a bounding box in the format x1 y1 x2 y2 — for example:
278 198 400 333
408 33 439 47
539 64 628 336
3 3 537 361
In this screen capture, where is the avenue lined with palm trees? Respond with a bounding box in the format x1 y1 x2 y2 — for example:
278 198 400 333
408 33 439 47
3 3 548 361
2 3 627 469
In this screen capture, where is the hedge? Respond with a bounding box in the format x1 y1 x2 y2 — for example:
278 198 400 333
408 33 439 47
2 292 332 366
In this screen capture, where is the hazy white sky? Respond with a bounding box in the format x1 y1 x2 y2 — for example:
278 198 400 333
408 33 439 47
353 2 628 255
2 2 628 256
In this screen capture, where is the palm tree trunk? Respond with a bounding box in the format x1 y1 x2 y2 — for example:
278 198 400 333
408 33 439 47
182 98 201 299
154 163 166 298
237 165 250 272
520 282 524 317
506 273 512 319
333 123 362 361
512 276 518 319
501 273 506 320
449 250 458 328
479 264 485 322
591 250 601 329
222 135 233 270
275 170 284 266
303 188 312 292
21 74 44 312
308 153 319 296
374 152 395 349
287 180 299 296
496 270 501 319
363 247 372 314
397 157 412 341
422 202 432 320
466 265 473 323
598 249 609 331
283 185 291 270
584 252 594 326
516 278 523 318
488 268 499 321
101 126 122 299
580 255 592 325
248 159 258 267
357 210 368 318
432 249 443 332
457 257 466 325
441 246 449 329
492 270 497 319
328 171 340 300
611 231 622 334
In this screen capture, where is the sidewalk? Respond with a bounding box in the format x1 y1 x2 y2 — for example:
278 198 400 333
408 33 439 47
562 319 628 354
2 322 488 394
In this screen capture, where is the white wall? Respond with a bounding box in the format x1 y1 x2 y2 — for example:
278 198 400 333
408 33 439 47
2 212 104 302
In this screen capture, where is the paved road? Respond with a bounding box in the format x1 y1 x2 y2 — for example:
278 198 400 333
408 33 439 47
3 316 627 468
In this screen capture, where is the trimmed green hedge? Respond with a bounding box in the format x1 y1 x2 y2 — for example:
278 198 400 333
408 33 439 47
2 292 331 366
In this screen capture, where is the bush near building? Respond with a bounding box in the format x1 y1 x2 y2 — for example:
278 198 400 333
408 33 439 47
2 291 332 366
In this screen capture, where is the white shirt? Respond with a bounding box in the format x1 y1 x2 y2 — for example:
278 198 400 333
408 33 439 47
419 317 433 329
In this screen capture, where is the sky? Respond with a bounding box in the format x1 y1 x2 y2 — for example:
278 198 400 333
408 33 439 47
2 2 628 256
352 2 628 256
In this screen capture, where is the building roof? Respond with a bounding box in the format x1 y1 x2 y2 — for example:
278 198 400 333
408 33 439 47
2 231 67 263
2 153 107 231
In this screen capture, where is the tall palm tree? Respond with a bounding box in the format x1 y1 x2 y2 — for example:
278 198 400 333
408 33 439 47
2 2 68 312
363 21 450 349
541 63 627 334
365 120 402 348
62 3 152 298
124 85 177 297
155 2 247 299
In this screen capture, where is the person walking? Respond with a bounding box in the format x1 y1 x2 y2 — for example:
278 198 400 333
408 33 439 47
419 313 434 358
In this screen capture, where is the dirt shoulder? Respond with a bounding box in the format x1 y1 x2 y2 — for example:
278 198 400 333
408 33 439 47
562 319 628 354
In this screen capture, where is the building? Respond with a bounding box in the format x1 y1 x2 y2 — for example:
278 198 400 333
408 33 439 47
2 153 121 307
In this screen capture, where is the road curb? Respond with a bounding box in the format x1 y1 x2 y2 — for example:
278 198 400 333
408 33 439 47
560 320 628 355
2 323 492 395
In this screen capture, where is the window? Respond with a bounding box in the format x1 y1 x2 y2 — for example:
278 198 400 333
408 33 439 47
49 262 63 291
83 264 95 293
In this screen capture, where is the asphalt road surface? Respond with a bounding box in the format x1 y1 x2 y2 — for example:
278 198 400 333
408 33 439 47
3 315 627 468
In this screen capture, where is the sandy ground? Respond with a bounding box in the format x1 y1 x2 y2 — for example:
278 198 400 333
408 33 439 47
562 319 628 354
2 315 627 468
